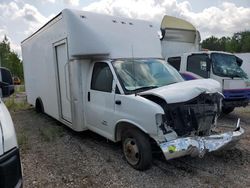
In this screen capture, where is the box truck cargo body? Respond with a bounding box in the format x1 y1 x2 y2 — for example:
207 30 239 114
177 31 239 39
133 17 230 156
21 9 162 131
161 15 250 114
22 9 244 170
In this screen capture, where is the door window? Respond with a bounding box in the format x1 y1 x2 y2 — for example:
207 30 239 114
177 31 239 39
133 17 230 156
167 56 181 71
187 54 210 78
91 62 113 92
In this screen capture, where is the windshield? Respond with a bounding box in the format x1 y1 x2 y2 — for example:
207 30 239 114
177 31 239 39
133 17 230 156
112 59 184 93
211 53 248 79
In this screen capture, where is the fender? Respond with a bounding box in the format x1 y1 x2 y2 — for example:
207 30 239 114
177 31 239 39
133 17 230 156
114 119 149 141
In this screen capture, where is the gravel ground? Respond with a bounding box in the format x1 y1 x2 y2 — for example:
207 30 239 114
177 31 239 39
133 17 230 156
12 107 250 188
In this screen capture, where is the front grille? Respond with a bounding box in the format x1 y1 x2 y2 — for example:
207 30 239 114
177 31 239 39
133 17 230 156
0 148 22 188
165 93 220 136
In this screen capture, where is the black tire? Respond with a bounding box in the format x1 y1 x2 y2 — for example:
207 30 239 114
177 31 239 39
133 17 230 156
222 107 234 114
35 97 44 113
121 128 152 171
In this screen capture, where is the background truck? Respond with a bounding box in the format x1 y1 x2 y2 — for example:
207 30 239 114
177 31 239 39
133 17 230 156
161 15 250 114
0 67 22 188
22 9 244 170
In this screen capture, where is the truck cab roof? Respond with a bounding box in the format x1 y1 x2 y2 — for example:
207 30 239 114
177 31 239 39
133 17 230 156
186 51 234 56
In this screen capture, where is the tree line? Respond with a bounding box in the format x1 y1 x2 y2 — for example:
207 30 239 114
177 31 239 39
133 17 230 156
201 31 250 53
0 36 23 80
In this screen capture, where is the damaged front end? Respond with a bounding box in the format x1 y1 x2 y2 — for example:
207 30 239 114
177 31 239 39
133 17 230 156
161 92 222 137
141 91 244 160
160 120 244 160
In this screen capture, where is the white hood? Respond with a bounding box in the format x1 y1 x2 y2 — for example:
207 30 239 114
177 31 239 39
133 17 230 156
139 79 221 104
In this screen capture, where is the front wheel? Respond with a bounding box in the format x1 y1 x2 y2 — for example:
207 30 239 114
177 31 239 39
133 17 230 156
222 107 234 114
122 128 152 171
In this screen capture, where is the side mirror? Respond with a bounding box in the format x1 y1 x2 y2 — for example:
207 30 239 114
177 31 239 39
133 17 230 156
0 68 15 98
236 56 243 67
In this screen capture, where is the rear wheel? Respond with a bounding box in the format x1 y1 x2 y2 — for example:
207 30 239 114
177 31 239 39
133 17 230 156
222 107 234 114
35 97 44 113
122 128 152 170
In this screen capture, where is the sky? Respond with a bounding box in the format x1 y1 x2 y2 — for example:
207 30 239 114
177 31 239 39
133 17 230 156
0 0 250 57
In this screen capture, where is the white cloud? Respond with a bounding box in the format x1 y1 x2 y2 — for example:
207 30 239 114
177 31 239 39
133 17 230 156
0 28 7 39
180 2 250 38
1 0 250 57
0 2 19 19
64 0 79 6
8 37 22 57
14 4 48 23
83 0 250 39
0 2 51 55
83 0 168 21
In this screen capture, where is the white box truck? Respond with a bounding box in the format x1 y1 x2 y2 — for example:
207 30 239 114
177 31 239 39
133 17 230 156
22 9 244 170
161 15 250 114
0 68 22 187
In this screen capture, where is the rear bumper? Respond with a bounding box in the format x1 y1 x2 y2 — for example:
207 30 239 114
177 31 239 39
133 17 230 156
159 123 244 160
0 148 22 188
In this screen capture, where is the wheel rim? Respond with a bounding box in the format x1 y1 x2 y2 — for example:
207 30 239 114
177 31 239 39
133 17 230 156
123 137 140 165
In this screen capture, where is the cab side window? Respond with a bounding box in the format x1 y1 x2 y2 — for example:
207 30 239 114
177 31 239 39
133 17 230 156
187 54 209 78
167 56 181 71
91 62 113 92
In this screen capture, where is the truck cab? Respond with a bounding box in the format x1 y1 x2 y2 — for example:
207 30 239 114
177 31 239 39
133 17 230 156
167 51 250 114
160 15 250 113
86 57 244 170
0 68 22 188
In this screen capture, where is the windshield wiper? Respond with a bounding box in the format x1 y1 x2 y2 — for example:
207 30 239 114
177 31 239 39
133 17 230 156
168 81 177 85
132 86 158 93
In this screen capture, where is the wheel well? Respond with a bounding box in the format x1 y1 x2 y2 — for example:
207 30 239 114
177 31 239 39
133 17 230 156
115 122 147 142
115 122 162 155
35 97 44 113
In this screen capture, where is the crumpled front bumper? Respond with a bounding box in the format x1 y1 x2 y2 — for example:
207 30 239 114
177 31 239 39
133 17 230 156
159 122 244 160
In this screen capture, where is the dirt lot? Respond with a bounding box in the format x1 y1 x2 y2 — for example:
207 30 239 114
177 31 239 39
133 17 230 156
12 107 250 188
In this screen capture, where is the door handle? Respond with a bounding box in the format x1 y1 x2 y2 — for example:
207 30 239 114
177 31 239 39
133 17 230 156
115 100 121 105
88 92 90 101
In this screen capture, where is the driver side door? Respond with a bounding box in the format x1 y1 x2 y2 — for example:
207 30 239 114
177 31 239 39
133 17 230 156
85 62 116 139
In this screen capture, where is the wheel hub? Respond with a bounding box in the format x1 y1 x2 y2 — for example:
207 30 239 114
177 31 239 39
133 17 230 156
123 138 140 165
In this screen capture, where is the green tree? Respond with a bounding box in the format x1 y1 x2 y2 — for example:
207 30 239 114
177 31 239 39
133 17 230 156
240 31 250 52
0 35 11 67
0 35 23 80
201 31 250 53
201 36 220 51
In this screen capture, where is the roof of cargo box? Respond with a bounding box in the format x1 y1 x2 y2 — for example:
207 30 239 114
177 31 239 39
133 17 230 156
64 9 162 59
161 15 196 31
160 15 200 44
23 9 162 59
